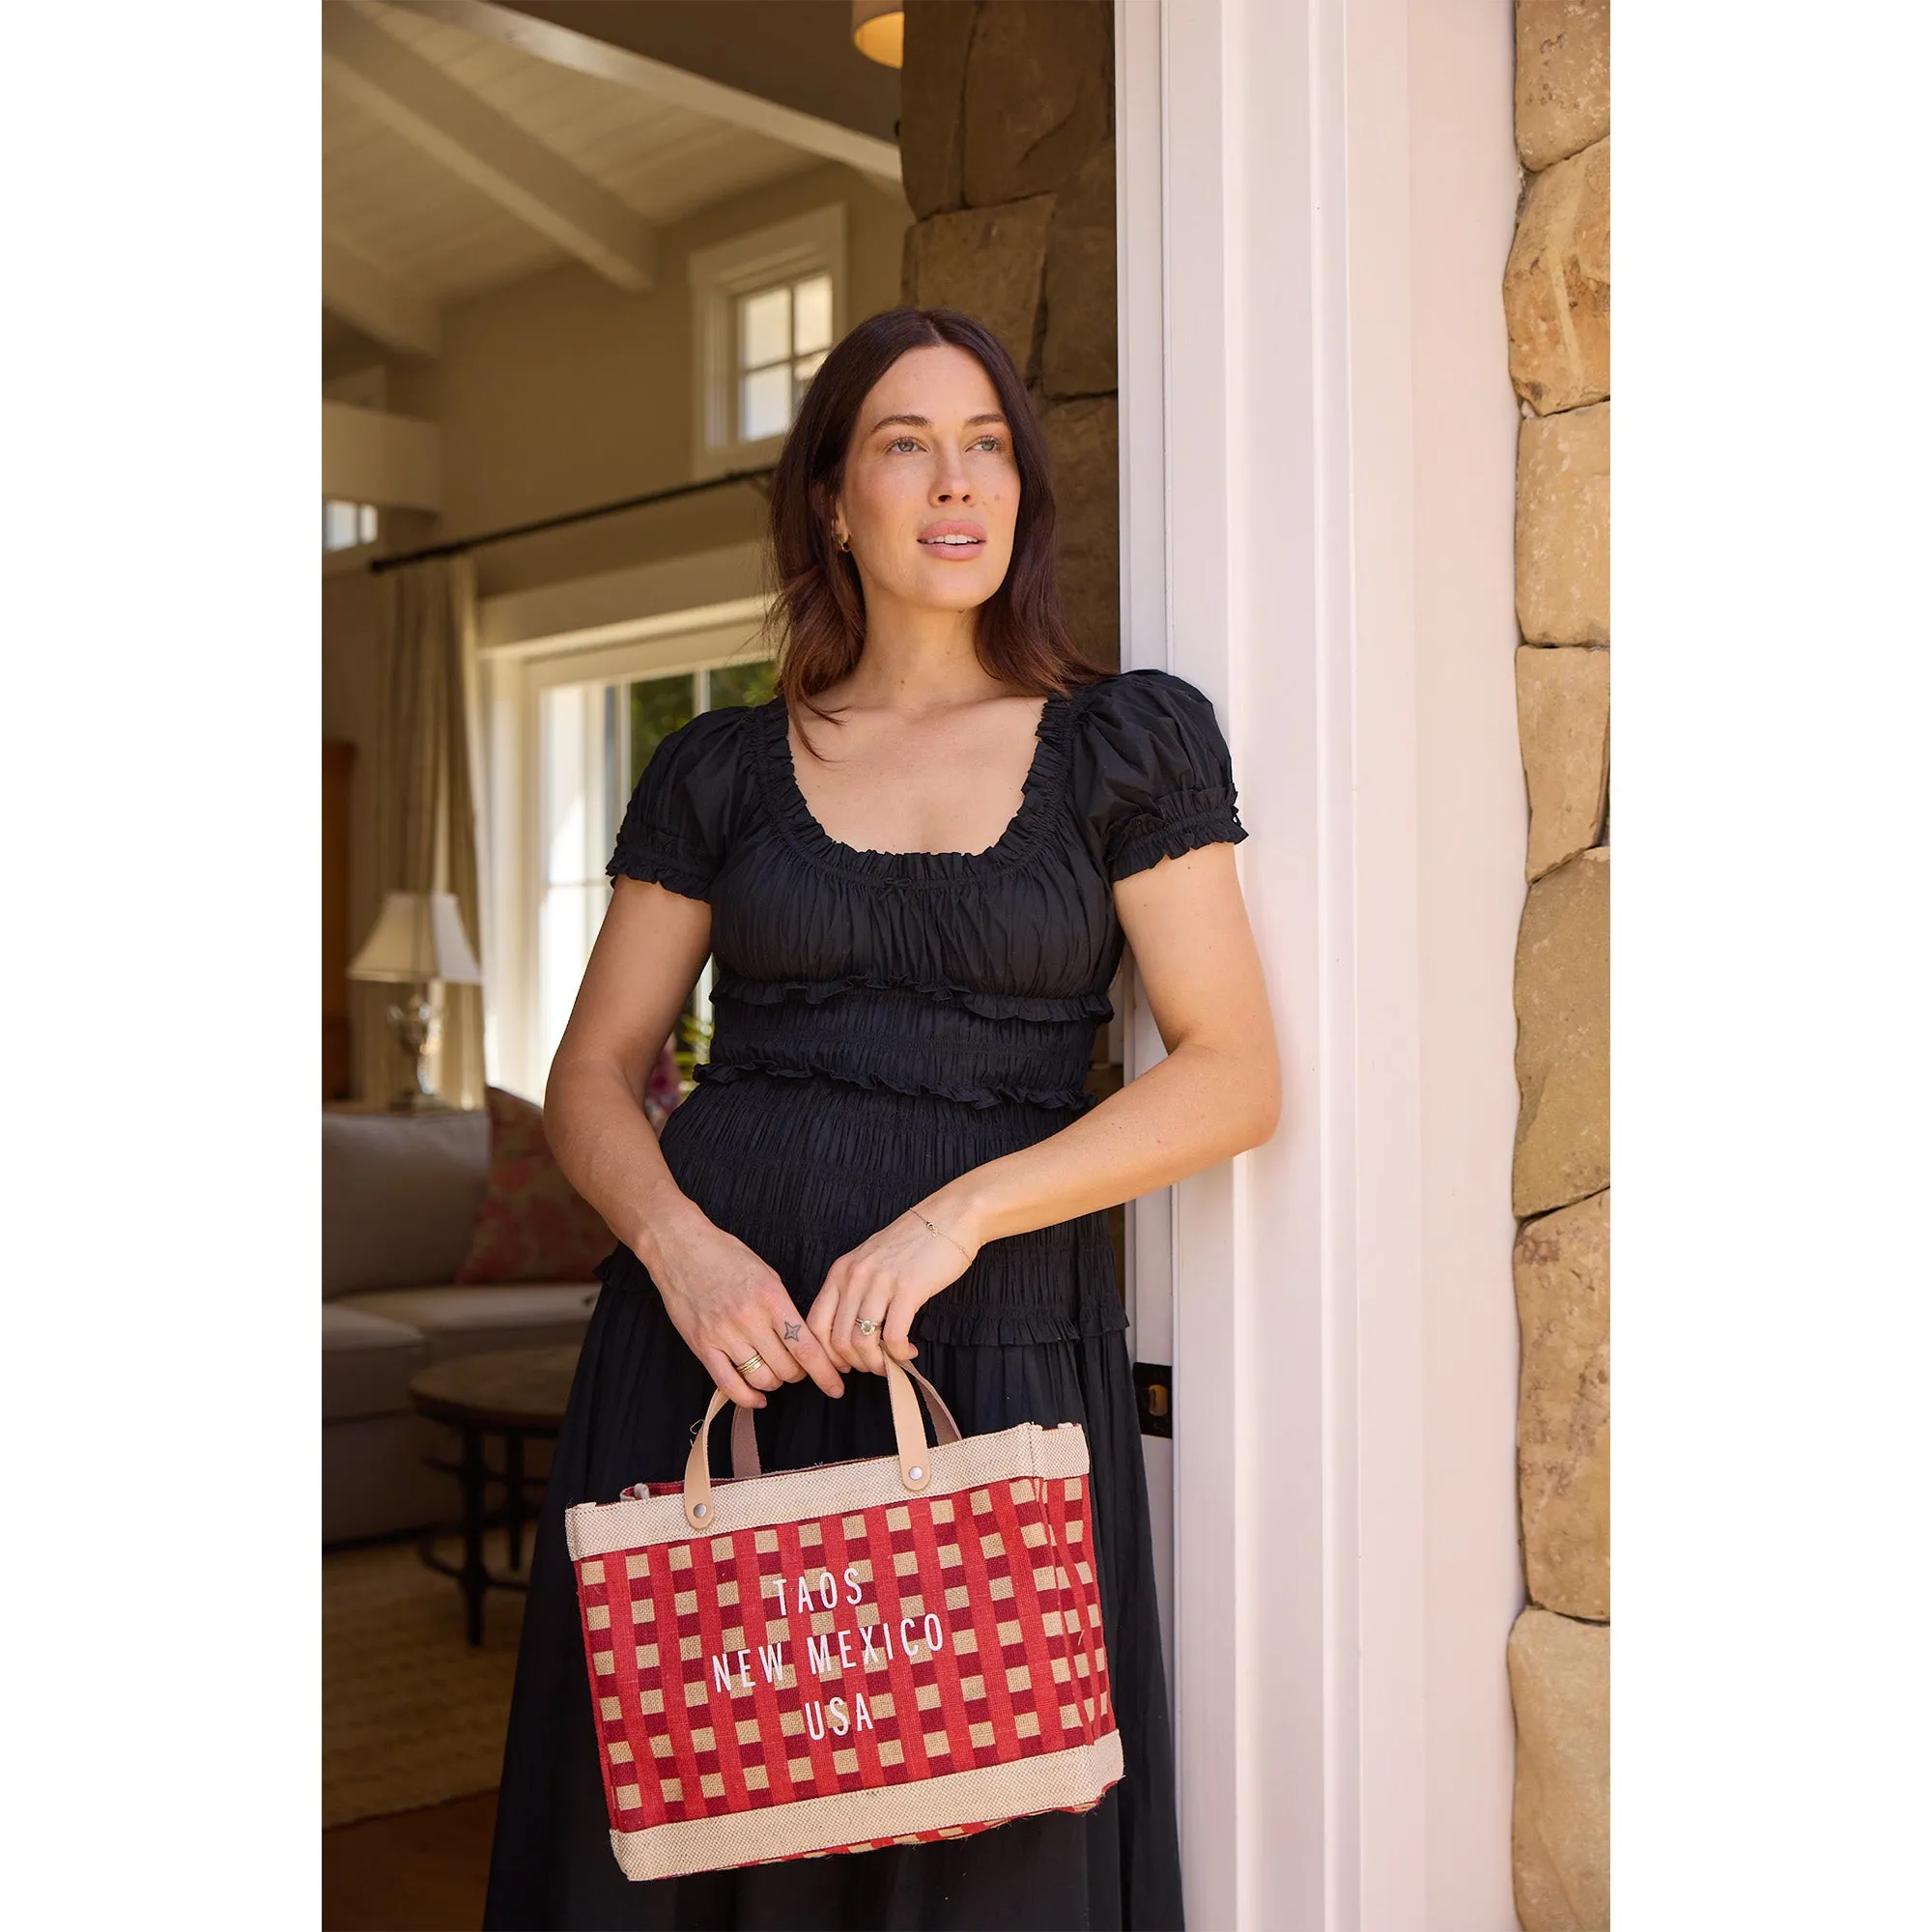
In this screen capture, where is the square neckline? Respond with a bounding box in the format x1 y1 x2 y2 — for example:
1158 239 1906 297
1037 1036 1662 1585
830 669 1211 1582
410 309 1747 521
755 691 1073 883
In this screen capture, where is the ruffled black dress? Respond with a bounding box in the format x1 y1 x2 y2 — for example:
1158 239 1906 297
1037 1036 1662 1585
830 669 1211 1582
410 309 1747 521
485 669 1244 1931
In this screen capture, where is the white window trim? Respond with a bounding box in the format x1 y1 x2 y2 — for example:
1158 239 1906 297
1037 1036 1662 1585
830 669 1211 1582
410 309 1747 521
477 595 773 1102
687 203 847 481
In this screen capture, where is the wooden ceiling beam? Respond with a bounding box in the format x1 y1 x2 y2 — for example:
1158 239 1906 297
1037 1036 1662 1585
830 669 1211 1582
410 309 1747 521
323 234 442 358
322 3 656 292
388 0 905 187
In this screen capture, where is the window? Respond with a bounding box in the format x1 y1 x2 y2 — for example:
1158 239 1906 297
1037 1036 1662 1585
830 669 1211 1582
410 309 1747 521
737 272 834 442
689 205 846 479
529 656 778 1095
324 498 379 553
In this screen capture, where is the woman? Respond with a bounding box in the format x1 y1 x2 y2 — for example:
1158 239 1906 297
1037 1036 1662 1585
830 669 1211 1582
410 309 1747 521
485 308 1279 1931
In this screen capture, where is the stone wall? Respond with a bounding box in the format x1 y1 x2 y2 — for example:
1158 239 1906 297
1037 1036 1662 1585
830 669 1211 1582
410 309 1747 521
898 0 1119 670
1504 4 1609 1927
896 0 1126 1293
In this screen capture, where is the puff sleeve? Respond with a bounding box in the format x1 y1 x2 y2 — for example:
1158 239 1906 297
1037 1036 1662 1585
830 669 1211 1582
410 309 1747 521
606 706 747 901
1074 668 1247 882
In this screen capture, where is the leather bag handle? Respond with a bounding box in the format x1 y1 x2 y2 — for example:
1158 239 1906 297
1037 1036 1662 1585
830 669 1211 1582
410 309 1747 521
683 1360 964 1532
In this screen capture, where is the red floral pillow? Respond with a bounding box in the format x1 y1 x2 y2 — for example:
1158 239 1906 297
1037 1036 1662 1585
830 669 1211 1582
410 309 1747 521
454 1086 613 1284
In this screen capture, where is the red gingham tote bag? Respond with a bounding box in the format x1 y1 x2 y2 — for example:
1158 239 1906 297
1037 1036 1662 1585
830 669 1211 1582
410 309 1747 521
565 1357 1122 1881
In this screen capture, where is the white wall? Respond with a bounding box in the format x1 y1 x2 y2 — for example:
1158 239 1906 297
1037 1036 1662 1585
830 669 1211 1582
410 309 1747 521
1121 2 1523 1923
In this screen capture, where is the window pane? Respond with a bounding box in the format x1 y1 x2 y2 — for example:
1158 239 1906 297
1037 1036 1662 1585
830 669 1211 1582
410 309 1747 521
324 498 379 552
741 362 791 442
739 286 791 371
792 273 833 355
792 351 827 412
627 673 696 791
323 499 356 551
707 659 778 712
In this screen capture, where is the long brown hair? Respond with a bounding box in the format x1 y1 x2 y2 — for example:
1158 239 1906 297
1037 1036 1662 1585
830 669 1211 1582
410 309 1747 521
764 307 1099 715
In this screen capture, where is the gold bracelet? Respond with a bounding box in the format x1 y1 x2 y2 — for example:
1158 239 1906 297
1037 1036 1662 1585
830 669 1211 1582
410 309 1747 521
917 1212 973 1265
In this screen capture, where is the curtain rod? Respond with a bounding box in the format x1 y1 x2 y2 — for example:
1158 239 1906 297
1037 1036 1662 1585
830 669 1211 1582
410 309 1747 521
368 466 777 576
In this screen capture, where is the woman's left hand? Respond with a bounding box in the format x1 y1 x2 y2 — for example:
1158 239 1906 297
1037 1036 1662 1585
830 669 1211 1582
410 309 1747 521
807 1208 978 1376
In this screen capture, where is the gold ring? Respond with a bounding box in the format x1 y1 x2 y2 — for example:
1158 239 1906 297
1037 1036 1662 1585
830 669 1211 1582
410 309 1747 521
737 1353 766 1375
854 1319 880 1339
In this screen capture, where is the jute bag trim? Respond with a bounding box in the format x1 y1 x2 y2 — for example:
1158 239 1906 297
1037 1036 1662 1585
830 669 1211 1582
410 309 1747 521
567 1422 1090 1560
608 1730 1124 1881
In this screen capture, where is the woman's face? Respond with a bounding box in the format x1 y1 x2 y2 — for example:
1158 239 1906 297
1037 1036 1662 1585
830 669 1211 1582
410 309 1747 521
833 344 1020 618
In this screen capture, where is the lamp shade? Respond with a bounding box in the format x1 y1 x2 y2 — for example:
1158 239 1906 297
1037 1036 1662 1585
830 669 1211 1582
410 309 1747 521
348 891 483 985
851 1 902 68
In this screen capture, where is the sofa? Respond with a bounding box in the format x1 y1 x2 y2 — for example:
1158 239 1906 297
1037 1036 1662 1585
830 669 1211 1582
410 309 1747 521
322 1107 603 1543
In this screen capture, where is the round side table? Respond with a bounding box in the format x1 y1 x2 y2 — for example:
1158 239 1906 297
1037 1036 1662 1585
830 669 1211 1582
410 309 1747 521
408 1344 581 1645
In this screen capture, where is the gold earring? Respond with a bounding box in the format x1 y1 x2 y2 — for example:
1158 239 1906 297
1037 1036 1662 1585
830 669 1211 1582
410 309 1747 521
836 530 851 553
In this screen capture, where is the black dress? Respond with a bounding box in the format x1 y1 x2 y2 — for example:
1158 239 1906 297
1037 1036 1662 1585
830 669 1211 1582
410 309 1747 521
485 669 1245 1932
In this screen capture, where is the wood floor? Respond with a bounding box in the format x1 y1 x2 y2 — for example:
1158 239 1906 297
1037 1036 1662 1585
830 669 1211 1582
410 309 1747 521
323 1789 497 1932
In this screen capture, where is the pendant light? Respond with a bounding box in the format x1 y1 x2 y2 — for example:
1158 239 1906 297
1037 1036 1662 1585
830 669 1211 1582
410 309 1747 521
851 1 903 69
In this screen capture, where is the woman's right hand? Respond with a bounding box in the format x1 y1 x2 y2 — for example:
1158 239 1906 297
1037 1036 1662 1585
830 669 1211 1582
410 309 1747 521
541 874 843 1410
641 1205 846 1408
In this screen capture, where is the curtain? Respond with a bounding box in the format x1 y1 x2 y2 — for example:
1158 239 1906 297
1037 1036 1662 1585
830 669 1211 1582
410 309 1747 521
353 554 488 1110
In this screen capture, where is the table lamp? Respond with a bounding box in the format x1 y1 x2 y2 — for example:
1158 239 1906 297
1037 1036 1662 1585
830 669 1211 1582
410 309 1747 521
348 890 484 1111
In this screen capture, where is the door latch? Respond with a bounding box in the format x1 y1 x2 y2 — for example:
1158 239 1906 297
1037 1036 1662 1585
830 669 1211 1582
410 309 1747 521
1133 1362 1172 1438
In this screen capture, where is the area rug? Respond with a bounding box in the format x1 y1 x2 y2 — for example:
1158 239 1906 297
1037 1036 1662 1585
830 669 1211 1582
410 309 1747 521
324 1531 528 1829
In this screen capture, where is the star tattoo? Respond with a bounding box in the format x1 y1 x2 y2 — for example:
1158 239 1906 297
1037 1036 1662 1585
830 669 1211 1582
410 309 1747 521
782 1321 802 1342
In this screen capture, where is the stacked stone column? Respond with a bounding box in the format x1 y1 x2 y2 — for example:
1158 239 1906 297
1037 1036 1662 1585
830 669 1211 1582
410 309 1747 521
896 0 1125 1248
1503 5 1610 1928
897 0 1120 670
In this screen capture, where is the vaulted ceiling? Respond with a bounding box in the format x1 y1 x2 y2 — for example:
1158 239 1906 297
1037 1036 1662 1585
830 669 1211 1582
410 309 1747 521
322 0 902 357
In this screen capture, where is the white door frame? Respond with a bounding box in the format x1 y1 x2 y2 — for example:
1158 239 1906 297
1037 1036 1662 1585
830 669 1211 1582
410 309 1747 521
1115 3 1526 1925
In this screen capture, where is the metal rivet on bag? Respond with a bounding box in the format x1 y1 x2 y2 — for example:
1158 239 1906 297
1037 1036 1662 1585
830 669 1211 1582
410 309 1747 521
694 1503 708 1519
909 1467 923 1482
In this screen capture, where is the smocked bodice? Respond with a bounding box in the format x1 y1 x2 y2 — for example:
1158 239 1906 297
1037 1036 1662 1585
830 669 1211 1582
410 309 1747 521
601 668 1245 1345
611 671 1244 1110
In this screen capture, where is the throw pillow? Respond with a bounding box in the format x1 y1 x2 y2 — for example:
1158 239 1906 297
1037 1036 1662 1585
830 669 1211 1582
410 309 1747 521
454 1086 613 1284
643 1036 684 1129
